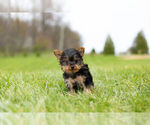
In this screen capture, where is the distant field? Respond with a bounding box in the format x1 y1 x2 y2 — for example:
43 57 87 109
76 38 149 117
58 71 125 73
0 54 150 112
120 55 150 60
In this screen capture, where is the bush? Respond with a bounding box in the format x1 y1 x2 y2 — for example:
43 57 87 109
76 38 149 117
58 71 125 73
35 52 41 57
90 48 96 55
22 51 28 57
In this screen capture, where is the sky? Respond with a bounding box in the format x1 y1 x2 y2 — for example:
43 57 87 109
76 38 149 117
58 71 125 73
5 0 150 54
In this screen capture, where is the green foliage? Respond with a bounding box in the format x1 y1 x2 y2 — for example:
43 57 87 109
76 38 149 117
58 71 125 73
33 42 45 57
0 51 8 57
90 48 96 54
0 55 150 112
103 35 115 55
22 51 28 57
130 31 149 54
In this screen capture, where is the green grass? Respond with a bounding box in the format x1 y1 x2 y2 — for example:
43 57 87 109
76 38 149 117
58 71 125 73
0 54 150 112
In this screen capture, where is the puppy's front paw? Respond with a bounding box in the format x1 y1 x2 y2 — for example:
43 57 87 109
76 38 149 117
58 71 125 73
68 90 74 96
84 88 91 94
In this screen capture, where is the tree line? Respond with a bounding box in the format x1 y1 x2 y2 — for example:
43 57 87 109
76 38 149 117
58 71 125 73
0 0 82 56
92 31 149 55
0 16 82 56
0 0 149 56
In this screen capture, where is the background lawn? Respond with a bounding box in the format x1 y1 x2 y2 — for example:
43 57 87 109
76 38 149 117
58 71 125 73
0 54 150 112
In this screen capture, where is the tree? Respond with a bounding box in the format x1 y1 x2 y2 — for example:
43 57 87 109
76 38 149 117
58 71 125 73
90 48 96 54
103 35 115 55
130 31 149 54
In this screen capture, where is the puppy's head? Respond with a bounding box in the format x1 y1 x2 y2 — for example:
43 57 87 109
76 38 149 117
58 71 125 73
54 47 85 74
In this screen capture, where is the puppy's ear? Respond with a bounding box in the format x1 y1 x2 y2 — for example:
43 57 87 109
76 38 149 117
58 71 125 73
78 47 85 56
53 49 62 60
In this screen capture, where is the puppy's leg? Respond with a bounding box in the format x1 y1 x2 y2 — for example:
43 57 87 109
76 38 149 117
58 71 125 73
65 81 74 95
83 86 91 94
68 87 74 95
65 78 75 95
83 84 94 94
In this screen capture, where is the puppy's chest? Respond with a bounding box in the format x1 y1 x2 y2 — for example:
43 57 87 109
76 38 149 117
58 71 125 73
65 75 86 86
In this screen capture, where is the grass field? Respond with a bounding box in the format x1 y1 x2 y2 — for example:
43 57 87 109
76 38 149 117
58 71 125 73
0 54 150 112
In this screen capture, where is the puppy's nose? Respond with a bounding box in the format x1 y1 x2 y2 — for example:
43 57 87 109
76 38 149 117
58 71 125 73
71 65 74 70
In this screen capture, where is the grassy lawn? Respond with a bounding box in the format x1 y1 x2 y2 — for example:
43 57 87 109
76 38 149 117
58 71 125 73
0 54 150 112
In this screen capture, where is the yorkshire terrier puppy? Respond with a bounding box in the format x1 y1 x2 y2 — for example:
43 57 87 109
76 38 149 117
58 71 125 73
54 47 94 94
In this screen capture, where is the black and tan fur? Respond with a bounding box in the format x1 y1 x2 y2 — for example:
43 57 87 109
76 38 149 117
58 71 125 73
54 47 94 94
